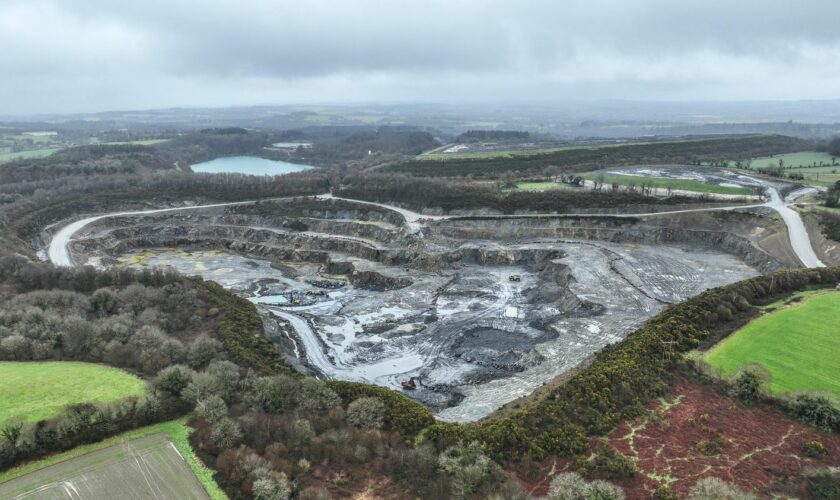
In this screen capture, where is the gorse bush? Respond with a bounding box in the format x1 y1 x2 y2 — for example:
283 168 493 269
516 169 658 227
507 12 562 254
790 394 840 433
803 439 827 458
730 369 766 404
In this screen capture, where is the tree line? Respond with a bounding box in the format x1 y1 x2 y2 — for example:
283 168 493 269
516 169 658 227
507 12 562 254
385 135 811 178
335 173 695 214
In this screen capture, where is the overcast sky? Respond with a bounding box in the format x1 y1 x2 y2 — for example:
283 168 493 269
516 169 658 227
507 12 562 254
2 0 840 115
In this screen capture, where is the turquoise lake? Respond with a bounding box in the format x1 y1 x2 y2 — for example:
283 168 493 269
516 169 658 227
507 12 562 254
191 156 313 175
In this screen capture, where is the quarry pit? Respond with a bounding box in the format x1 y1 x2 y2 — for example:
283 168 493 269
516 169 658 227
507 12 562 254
46 191 779 421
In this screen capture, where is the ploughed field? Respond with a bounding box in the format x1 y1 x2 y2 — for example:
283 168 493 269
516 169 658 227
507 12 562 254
56 195 760 421
704 291 840 399
0 361 146 425
0 432 209 500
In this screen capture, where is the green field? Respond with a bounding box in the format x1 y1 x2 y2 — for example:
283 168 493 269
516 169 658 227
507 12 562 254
0 148 59 163
704 291 840 398
100 138 171 146
0 361 147 424
581 173 755 196
515 181 579 191
0 419 226 499
748 151 838 169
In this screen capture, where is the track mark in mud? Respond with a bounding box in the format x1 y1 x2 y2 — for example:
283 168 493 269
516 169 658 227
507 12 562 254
549 238 675 305
603 250 674 305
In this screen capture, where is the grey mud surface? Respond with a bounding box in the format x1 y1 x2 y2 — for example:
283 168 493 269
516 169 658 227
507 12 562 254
51 164 808 422
121 240 756 422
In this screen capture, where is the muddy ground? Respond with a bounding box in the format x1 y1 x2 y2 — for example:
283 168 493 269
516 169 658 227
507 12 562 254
55 187 794 421
116 239 756 421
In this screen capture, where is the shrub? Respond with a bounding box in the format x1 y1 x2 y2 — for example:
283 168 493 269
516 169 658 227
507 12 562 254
729 369 766 404
790 395 840 432
438 441 501 499
328 381 434 437
805 468 840 499
346 397 385 429
587 480 625 500
296 379 341 413
195 395 228 424
654 485 678 500
696 437 728 456
210 417 242 450
386 444 443 497
245 375 301 413
803 439 828 458
155 364 195 397
590 445 636 479
252 473 292 500
547 472 590 500
290 418 316 449
547 472 625 500
187 335 223 369
181 372 224 405
687 477 756 500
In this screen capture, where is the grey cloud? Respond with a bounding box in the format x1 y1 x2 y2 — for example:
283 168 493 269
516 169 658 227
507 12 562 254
1 0 840 114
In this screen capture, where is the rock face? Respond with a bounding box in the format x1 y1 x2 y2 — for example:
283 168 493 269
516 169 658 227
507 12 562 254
348 270 411 291
430 212 789 273
51 197 769 421
65 200 790 275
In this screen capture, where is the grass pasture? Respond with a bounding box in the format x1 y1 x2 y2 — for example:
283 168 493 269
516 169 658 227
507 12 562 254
704 291 840 398
0 361 147 425
749 151 838 169
0 421 222 499
582 173 754 196
515 181 579 191
100 138 171 146
0 148 59 164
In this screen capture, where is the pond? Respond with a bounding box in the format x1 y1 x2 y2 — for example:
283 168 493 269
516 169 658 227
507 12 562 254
190 155 313 175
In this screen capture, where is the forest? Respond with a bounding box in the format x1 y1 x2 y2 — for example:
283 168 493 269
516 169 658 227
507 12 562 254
0 144 173 184
455 130 530 142
290 127 439 164
335 173 696 213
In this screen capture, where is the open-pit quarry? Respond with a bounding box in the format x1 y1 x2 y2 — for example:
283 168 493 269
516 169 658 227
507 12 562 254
44 166 825 421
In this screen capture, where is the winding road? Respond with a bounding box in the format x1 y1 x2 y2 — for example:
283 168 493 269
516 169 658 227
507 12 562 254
43 180 825 403
47 201 257 267
48 186 824 269
766 187 825 268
